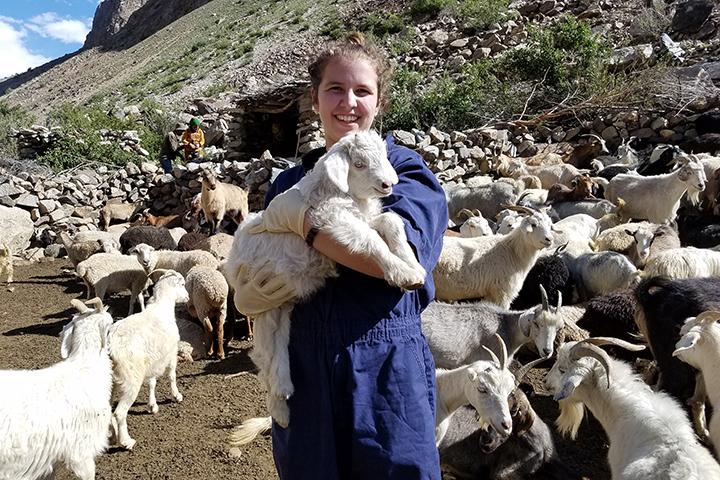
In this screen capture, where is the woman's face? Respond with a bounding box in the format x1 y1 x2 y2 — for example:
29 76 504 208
313 57 380 148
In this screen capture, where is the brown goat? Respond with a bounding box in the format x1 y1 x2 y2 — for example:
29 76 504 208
136 210 184 229
546 175 596 203
566 134 610 169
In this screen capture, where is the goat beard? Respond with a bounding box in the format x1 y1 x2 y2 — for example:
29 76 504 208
686 186 702 206
556 398 585 440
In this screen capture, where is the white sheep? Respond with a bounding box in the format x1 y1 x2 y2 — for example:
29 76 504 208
130 243 219 277
673 310 720 457
200 168 249 234
433 205 557 308
546 337 720 479
75 251 149 315
0 299 113 480
60 231 120 267
642 247 720 280
225 130 426 427
72 228 125 245
604 155 706 224
185 265 229 359
108 269 189 450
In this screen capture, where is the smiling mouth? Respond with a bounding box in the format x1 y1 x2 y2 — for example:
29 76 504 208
336 114 358 123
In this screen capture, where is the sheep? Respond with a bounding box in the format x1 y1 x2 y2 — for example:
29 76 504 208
130 243 219 277
633 276 720 432
438 389 563 480
604 155 707 224
545 337 720 479
0 242 13 291
100 202 142 230
108 269 189 450
75 252 149 315
119 225 177 253
422 285 565 368
546 175 596 204
225 130 427 427
673 310 720 456
200 168 249 234
433 205 557 307
435 335 516 445
596 222 679 269
445 182 519 224
456 208 494 237
177 232 208 251
72 229 124 245
59 231 120 267
192 232 234 261
167 227 187 246
0 298 113 480
570 251 639 302
185 265 229 359
642 247 720 280
511 244 574 310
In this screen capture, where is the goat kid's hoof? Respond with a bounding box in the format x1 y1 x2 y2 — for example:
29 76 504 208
120 438 137 450
174 393 184 403
148 403 159 414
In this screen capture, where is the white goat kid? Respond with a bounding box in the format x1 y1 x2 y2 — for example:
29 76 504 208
108 270 189 451
673 311 720 457
546 337 720 479
226 130 426 427
0 299 113 480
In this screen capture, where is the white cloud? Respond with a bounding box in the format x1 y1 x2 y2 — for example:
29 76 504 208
0 19 49 80
26 12 91 44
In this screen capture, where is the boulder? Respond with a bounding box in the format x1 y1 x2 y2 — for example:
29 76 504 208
0 206 34 253
672 0 714 33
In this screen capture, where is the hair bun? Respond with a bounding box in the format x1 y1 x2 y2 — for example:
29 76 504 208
345 32 366 47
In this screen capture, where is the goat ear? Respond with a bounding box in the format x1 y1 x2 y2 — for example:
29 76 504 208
673 332 701 357
467 370 478 381
320 147 350 193
519 310 533 337
60 323 74 359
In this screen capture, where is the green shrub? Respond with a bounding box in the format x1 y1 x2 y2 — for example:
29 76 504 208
359 12 405 36
409 0 451 19
320 16 345 39
452 0 509 30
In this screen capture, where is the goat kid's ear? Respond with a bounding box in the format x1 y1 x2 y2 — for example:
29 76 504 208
673 332 701 357
60 323 74 359
519 310 533 337
321 149 350 193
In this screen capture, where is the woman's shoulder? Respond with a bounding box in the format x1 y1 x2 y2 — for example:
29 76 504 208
384 134 425 169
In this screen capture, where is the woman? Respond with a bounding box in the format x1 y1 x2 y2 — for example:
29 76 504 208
234 33 448 479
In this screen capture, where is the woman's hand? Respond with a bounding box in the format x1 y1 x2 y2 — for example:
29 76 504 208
249 188 309 237
232 262 297 315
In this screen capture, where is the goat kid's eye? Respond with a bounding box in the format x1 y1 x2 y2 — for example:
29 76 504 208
477 387 488 394
353 161 365 169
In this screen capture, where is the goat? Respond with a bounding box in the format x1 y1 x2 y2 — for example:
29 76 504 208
423 285 565 368
570 251 639 302
433 205 557 307
546 337 720 479
673 310 720 456
108 270 189 450
225 131 426 427
0 242 13 291
200 169 249 234
546 175 596 204
604 154 707 224
445 182 519 224
100 202 141 230
567 133 610 169
0 298 113 480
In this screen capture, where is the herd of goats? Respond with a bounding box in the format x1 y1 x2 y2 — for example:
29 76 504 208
2 128 720 479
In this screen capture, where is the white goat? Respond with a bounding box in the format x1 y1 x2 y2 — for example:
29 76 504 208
108 269 189 450
456 208 494 237
0 299 113 480
435 335 515 446
200 168 249 234
75 251 149 315
0 242 13 290
604 156 706 224
571 251 640 301
546 337 720 479
673 310 720 457
433 206 557 308
642 247 720 280
225 130 426 427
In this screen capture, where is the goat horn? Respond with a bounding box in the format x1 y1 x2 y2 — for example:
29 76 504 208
580 133 604 143
570 343 612 389
85 297 104 311
71 298 90 313
482 345 501 368
458 208 474 220
556 290 563 311
502 204 536 216
473 209 482 217
514 356 550 387
539 284 549 311
694 311 720 325
554 242 568 255
496 333 508 371
581 336 646 352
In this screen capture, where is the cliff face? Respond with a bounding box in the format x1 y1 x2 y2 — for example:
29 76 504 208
84 0 211 50
83 0 149 48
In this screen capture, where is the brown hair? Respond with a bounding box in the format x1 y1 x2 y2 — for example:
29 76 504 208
308 32 392 112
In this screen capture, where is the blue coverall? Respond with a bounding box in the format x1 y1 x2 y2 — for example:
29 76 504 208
265 134 448 480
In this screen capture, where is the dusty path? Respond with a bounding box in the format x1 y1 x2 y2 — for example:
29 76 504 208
0 259 610 479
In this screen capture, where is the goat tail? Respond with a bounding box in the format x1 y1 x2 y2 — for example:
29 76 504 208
228 416 272 446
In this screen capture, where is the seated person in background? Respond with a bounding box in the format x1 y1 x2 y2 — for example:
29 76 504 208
158 131 182 173
181 117 205 162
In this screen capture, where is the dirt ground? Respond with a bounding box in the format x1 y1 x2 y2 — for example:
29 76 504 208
0 259 611 480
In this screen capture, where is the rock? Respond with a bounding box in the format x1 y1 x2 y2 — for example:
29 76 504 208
426 30 449 48
450 38 469 48
651 117 669 130
15 193 39 209
609 44 653 70
421 145 440 162
0 183 25 197
631 127 656 139
38 199 57 215
44 244 64 258
392 130 416 147
672 0 714 34
0 206 34 253
601 126 619 140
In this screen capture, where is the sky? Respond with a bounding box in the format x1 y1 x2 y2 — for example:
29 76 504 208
0 0 99 80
